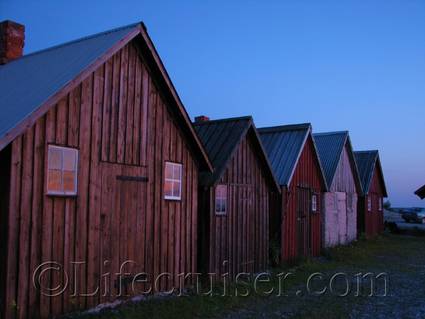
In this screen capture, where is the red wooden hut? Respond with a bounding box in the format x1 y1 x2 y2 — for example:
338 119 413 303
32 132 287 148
313 131 363 248
0 21 212 319
194 116 280 277
259 124 328 263
354 151 388 237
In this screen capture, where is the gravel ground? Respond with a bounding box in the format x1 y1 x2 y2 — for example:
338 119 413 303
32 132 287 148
221 235 425 319
74 234 425 319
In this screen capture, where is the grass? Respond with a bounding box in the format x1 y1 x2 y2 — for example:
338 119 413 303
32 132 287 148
67 234 425 319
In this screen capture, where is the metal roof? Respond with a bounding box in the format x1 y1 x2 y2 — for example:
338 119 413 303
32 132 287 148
193 116 280 190
0 23 139 143
314 131 363 194
354 150 387 196
0 22 213 171
313 131 348 187
258 123 311 186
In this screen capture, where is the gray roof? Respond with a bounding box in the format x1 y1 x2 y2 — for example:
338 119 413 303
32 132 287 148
258 123 312 186
314 131 363 194
354 150 387 196
0 22 214 171
313 131 348 187
0 22 139 145
194 116 279 190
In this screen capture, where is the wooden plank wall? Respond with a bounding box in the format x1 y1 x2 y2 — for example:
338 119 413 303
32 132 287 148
0 146 11 317
282 136 324 262
2 41 200 319
329 145 357 193
205 130 271 278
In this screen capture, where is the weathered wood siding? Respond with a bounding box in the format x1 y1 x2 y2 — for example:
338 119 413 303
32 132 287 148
329 145 357 193
282 136 324 262
323 144 358 247
0 146 11 317
200 130 271 277
359 165 385 238
2 41 200 319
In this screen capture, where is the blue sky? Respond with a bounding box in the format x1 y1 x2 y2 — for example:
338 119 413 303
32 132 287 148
1 0 424 206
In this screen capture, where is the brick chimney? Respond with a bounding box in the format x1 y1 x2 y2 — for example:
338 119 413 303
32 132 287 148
0 20 25 64
194 115 210 123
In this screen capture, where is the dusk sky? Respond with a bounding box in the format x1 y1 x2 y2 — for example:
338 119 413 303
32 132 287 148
1 0 424 207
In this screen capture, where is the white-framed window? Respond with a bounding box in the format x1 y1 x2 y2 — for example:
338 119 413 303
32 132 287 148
378 197 383 211
215 184 227 215
368 197 372 212
47 145 79 196
164 162 182 200
311 194 318 212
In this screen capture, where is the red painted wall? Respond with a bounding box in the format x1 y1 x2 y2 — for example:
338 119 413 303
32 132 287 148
359 165 385 237
281 136 325 262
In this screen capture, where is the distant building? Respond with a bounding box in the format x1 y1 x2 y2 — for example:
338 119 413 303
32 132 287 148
415 185 425 199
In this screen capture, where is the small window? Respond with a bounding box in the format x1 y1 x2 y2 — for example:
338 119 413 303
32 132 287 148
311 194 318 212
164 162 182 200
47 145 78 196
368 197 372 212
215 185 227 215
378 197 383 211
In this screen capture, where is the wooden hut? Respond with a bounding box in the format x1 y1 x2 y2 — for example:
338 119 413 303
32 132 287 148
194 116 280 277
0 21 212 319
354 151 388 237
259 124 328 263
313 131 363 248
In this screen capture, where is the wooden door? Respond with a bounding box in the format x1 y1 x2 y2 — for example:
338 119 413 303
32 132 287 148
346 193 357 242
336 192 347 245
99 163 147 299
296 186 311 258
232 184 254 274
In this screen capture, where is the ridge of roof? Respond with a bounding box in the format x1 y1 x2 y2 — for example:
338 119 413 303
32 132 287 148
355 150 379 154
0 22 142 66
258 123 311 133
313 130 348 137
193 116 252 126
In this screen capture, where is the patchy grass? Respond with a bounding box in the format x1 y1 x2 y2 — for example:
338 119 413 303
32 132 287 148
67 234 425 319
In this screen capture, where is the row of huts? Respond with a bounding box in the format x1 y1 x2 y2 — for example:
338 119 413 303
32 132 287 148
0 21 387 318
